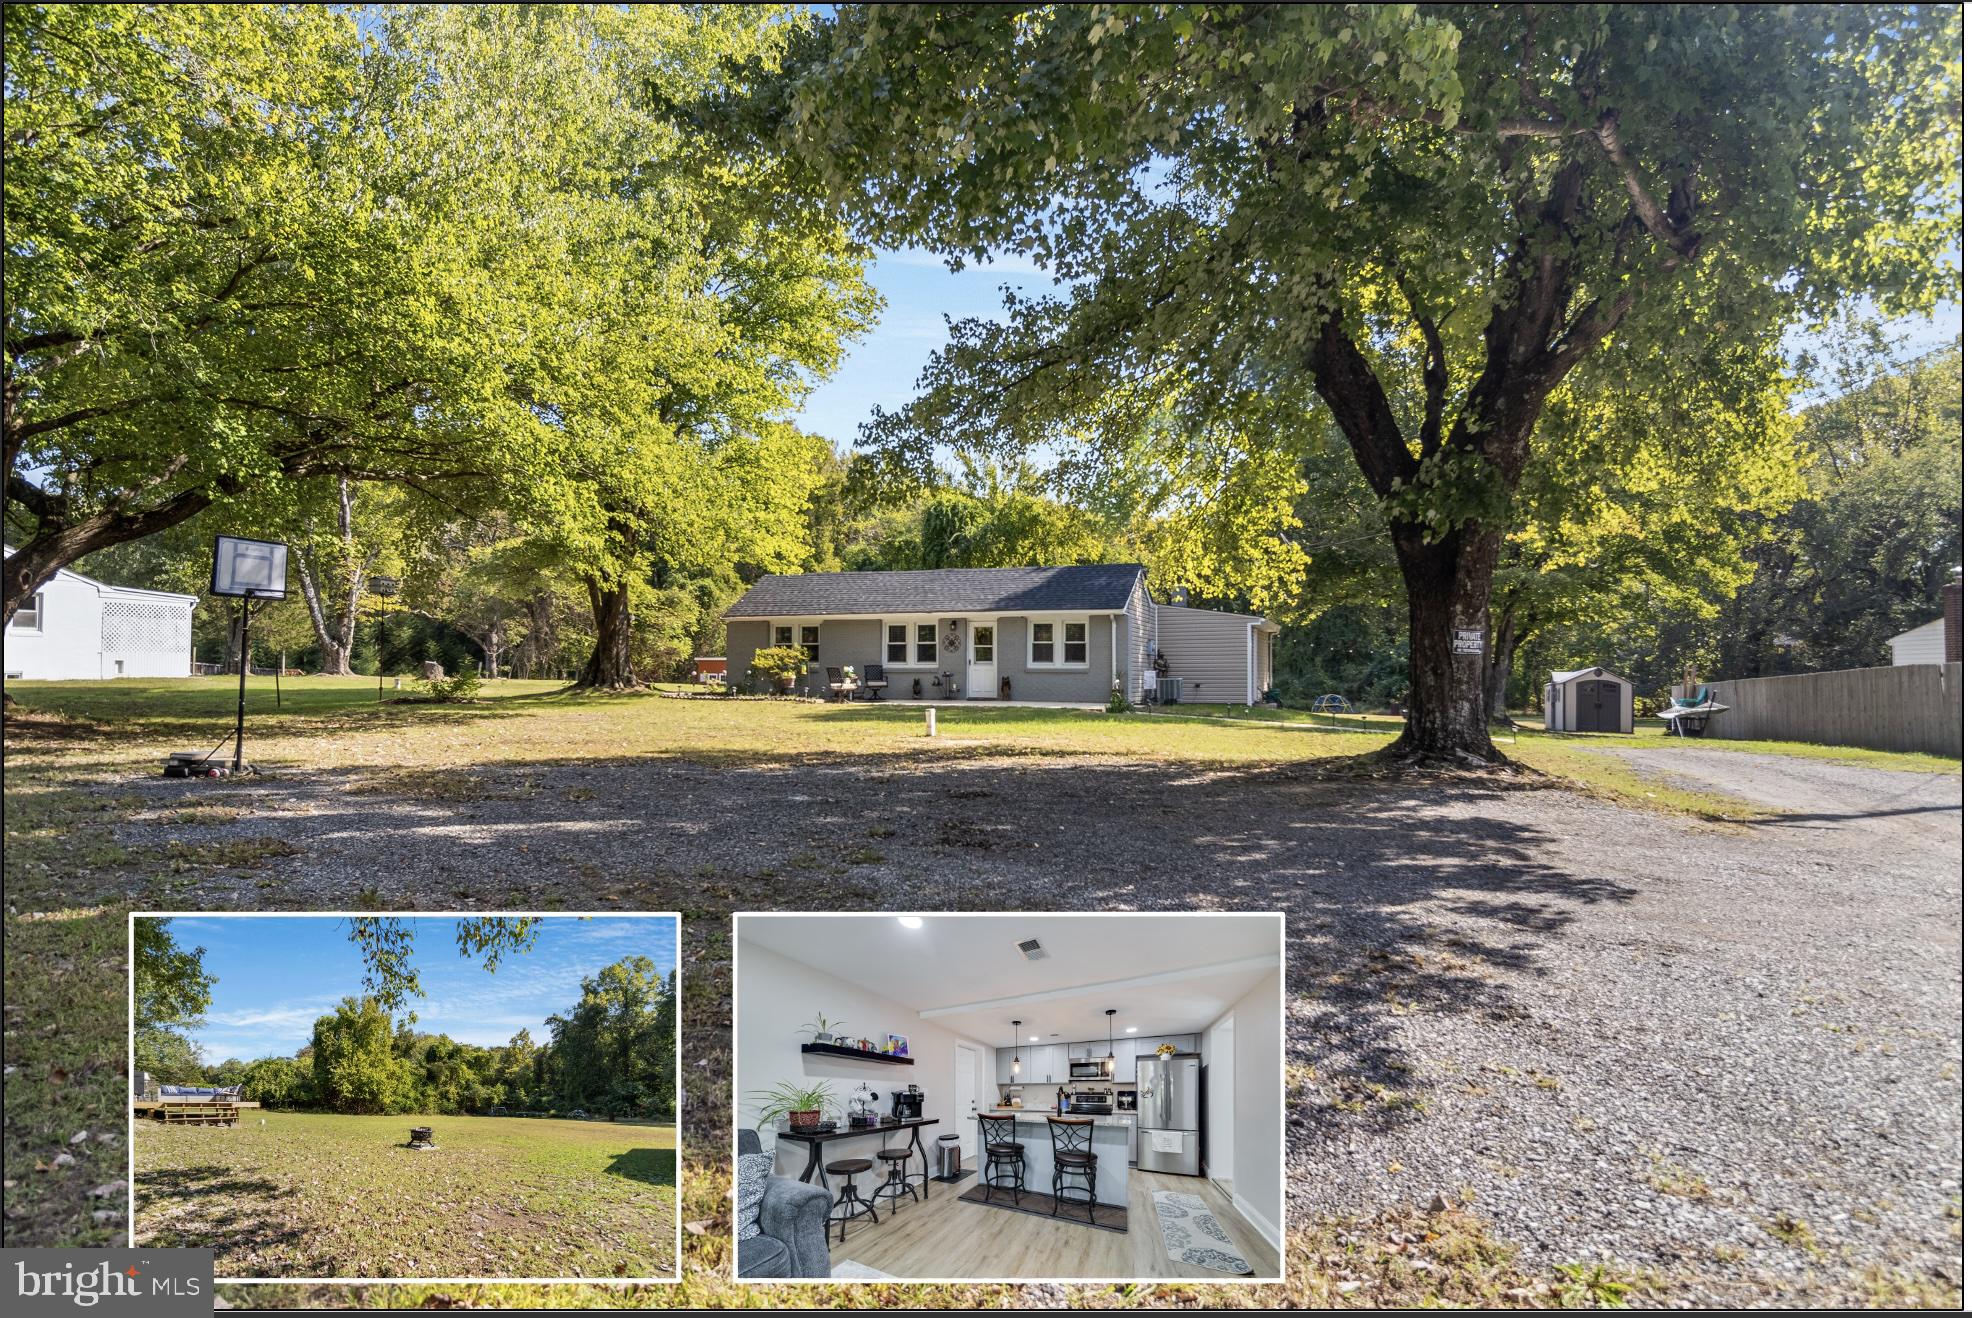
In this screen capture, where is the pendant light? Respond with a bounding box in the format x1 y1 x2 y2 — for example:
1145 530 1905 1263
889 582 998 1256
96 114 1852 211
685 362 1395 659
1104 1008 1117 1077
1011 1020 1022 1077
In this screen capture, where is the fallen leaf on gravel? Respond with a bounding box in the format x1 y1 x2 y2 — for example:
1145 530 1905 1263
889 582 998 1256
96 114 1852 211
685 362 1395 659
69 1130 90 1144
89 1180 126 1198
683 1219 713 1236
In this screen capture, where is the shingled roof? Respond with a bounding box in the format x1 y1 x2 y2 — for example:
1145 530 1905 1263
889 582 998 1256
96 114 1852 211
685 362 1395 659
726 564 1146 618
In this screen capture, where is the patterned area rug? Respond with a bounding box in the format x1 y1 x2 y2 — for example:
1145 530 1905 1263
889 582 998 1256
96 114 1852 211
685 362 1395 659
956 1182 1128 1232
831 1260 898 1280
1152 1190 1254 1274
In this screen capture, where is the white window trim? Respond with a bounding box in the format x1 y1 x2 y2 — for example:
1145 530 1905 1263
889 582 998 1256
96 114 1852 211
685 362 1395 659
767 619 822 662
879 616 944 669
8 592 43 632
1027 616 1091 670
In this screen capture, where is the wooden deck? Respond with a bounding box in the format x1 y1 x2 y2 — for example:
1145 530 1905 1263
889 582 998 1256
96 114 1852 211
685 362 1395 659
133 1099 260 1126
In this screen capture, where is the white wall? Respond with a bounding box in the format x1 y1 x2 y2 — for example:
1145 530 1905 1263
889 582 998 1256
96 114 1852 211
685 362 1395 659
1226 973 1283 1251
1891 618 1948 665
1204 1014 1237 1186
735 939 999 1176
3 570 194 681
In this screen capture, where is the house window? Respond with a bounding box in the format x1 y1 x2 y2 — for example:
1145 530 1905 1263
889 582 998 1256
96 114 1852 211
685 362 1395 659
9 593 42 631
885 623 908 664
882 620 939 666
772 623 819 661
1030 618 1090 668
914 622 936 665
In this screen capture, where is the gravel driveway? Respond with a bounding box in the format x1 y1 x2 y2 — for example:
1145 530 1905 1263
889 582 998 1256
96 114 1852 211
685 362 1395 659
106 745 1963 1304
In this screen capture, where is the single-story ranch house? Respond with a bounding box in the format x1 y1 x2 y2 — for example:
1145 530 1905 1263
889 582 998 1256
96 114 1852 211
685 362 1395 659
724 564 1278 705
3 546 198 682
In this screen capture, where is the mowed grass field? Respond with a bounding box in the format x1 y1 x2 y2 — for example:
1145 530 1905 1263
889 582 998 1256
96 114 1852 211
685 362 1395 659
132 1111 678 1280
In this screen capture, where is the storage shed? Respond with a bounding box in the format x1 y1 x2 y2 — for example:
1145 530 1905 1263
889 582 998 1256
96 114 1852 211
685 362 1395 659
3 547 197 681
1543 666 1634 733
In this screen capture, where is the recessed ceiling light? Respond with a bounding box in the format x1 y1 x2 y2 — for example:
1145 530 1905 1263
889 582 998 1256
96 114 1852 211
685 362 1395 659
1125 1027 1138 1033
896 916 923 929
1029 1036 1039 1042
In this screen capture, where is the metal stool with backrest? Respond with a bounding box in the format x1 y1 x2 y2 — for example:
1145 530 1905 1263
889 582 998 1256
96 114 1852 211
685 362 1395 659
823 1156 879 1243
978 1113 1025 1204
871 1144 919 1215
860 663 888 701
1047 1117 1098 1222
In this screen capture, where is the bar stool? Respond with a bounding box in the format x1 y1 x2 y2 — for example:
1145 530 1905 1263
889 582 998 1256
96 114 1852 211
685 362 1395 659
978 1113 1025 1204
1047 1117 1098 1222
871 1146 919 1215
823 1157 878 1243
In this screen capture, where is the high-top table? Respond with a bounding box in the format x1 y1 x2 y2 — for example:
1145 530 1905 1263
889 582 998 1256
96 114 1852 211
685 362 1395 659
772 1116 938 1198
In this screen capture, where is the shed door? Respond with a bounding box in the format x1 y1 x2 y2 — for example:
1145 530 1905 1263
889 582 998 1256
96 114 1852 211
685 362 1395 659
1581 679 1623 732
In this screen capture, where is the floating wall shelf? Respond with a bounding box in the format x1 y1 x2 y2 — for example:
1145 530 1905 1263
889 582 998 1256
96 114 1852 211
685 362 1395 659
801 1042 914 1066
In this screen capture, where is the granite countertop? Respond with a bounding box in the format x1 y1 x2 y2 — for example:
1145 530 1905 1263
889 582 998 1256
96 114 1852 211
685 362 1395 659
983 1107 1136 1128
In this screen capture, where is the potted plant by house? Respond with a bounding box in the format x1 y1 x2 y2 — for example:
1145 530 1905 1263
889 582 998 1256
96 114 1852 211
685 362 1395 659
751 645 810 695
799 1013 846 1045
750 1080 837 1133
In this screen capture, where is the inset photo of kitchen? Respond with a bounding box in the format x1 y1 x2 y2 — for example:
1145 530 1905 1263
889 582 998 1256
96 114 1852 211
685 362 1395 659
732 912 1283 1284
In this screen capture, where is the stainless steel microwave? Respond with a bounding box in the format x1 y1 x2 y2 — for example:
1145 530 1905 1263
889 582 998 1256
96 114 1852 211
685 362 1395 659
1068 1058 1110 1080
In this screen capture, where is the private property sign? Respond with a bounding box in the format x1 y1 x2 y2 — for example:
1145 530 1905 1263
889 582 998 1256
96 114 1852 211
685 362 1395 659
1452 628 1485 657
6 1250 210 1316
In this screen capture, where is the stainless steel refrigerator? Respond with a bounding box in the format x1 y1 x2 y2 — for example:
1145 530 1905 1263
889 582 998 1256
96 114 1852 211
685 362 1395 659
1135 1051 1202 1175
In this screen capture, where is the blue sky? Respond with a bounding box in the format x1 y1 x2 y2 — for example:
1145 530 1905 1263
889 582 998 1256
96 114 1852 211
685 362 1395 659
793 248 1962 452
164 915 678 1062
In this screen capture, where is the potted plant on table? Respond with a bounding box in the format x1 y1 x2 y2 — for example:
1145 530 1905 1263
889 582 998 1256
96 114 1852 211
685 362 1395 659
751 645 811 695
750 1080 837 1133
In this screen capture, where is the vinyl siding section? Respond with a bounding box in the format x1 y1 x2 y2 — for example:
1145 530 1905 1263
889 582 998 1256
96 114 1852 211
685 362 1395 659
1154 604 1259 704
1890 619 1948 665
1125 576 1158 701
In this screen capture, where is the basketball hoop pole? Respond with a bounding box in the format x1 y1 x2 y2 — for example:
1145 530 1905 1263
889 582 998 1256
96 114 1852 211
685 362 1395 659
232 591 256 773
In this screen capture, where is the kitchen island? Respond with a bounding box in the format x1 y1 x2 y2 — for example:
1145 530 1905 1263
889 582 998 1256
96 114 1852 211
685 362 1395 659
975 1112 1130 1206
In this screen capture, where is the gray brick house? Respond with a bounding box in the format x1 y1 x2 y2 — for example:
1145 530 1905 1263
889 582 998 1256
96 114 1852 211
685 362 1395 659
723 564 1277 704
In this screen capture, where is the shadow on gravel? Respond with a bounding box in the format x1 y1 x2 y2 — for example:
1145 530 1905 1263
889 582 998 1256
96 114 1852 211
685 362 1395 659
86 748 1638 1145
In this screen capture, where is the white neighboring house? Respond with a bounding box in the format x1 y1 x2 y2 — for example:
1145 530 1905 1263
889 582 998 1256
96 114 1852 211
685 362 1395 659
3 547 198 680
1887 617 1948 666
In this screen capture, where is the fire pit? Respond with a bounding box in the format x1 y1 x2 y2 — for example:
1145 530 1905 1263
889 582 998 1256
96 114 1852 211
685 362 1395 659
407 1126 437 1150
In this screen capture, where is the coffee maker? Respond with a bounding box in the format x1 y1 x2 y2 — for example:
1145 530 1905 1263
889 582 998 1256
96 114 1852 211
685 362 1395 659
891 1084 924 1120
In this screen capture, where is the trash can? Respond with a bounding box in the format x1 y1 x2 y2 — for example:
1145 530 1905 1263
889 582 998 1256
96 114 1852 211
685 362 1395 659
936 1132 963 1179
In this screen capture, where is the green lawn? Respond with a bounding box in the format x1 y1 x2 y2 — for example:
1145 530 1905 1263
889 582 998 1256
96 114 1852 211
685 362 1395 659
133 1110 677 1280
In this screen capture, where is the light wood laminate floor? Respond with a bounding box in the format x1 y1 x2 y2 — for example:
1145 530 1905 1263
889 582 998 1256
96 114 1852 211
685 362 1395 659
825 1163 1279 1281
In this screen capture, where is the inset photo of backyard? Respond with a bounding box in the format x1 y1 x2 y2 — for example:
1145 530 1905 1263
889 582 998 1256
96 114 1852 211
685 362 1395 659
128 912 680 1282
733 912 1284 1284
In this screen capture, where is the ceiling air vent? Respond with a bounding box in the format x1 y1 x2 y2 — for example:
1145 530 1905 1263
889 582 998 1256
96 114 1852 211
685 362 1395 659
1016 938 1049 962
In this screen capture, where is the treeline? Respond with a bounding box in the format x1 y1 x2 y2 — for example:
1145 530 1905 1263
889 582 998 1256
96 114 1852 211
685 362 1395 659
189 957 676 1121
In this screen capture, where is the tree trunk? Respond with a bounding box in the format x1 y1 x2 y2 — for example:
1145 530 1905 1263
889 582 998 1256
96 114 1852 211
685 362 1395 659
1386 527 1506 764
1487 601 1531 720
578 579 639 689
292 478 368 676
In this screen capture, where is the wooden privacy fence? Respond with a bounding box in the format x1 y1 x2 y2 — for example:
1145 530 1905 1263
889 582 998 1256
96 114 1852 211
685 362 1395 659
1705 663 1963 756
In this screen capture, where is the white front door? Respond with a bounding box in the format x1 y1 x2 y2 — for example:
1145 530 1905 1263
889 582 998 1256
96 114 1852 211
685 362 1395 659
954 1042 982 1168
966 621 997 699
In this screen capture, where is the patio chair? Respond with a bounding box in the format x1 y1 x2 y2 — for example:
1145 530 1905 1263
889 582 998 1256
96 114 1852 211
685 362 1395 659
824 666 857 702
860 664 889 701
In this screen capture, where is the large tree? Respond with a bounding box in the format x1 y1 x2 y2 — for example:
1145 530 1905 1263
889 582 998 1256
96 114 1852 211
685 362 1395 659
760 3 1961 762
132 917 215 1084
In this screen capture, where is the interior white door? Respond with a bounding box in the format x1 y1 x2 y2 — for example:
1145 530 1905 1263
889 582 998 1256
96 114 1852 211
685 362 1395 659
965 621 997 699
1208 1015 1236 1188
954 1042 982 1167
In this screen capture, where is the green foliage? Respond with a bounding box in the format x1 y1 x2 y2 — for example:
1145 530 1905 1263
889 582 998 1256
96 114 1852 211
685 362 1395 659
420 669 483 702
749 645 812 684
754 2 1961 754
310 996 416 1115
747 1079 837 1128
132 918 214 1084
540 959 678 1121
239 1056 314 1109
